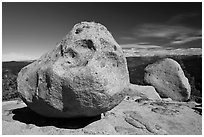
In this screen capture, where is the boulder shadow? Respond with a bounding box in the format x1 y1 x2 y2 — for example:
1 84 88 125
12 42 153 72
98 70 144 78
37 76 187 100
12 107 101 129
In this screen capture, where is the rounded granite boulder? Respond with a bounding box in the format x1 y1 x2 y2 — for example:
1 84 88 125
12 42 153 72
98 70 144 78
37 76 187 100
17 22 130 118
144 58 191 101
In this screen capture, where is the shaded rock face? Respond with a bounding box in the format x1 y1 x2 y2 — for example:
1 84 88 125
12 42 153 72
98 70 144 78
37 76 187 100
17 22 130 118
144 58 191 101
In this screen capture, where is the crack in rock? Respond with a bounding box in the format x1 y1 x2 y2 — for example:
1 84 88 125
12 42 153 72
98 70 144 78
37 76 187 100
124 111 168 135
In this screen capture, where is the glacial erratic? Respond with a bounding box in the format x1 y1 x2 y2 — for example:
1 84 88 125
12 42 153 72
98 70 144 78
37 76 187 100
17 21 130 118
144 58 191 101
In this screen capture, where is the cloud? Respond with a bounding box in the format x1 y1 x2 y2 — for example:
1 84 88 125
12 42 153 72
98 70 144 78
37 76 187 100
2 52 38 61
120 43 162 49
120 13 201 49
133 23 201 47
167 13 200 24
171 36 202 44
134 24 199 39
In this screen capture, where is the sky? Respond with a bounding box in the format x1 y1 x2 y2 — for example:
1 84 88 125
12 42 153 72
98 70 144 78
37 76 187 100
2 2 202 61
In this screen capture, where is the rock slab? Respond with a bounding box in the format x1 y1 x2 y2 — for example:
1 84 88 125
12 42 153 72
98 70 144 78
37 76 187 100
128 84 161 101
17 22 130 118
144 58 191 101
2 99 202 135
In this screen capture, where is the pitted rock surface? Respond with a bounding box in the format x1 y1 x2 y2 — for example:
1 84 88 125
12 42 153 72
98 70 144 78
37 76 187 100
17 22 130 118
144 58 191 101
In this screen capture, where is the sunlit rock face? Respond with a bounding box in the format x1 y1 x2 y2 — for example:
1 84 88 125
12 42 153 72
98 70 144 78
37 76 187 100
144 58 191 101
128 84 162 101
17 22 130 118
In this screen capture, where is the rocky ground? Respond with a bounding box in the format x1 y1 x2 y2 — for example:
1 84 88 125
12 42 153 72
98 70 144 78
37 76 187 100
2 96 202 135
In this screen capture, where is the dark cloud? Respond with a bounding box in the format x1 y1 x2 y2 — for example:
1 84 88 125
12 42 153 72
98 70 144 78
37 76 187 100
123 12 202 48
168 13 199 24
133 24 199 38
121 12 202 47
167 13 202 28
134 23 201 42
119 23 201 48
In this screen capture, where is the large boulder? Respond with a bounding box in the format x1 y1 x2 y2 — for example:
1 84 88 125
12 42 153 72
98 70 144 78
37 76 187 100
144 58 191 101
17 22 130 118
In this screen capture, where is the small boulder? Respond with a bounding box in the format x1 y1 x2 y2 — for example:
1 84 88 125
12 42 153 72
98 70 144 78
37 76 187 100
17 22 130 118
128 84 161 101
144 58 191 101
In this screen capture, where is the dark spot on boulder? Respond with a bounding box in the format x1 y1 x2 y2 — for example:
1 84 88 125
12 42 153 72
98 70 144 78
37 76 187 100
65 48 78 58
76 39 96 51
82 25 90 29
45 73 51 89
75 28 83 34
105 52 118 60
113 45 117 51
36 72 39 88
60 44 64 56
83 60 89 66
83 39 96 51
105 52 123 67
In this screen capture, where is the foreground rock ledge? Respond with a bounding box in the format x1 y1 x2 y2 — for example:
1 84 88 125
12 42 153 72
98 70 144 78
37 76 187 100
3 100 201 135
17 22 130 118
